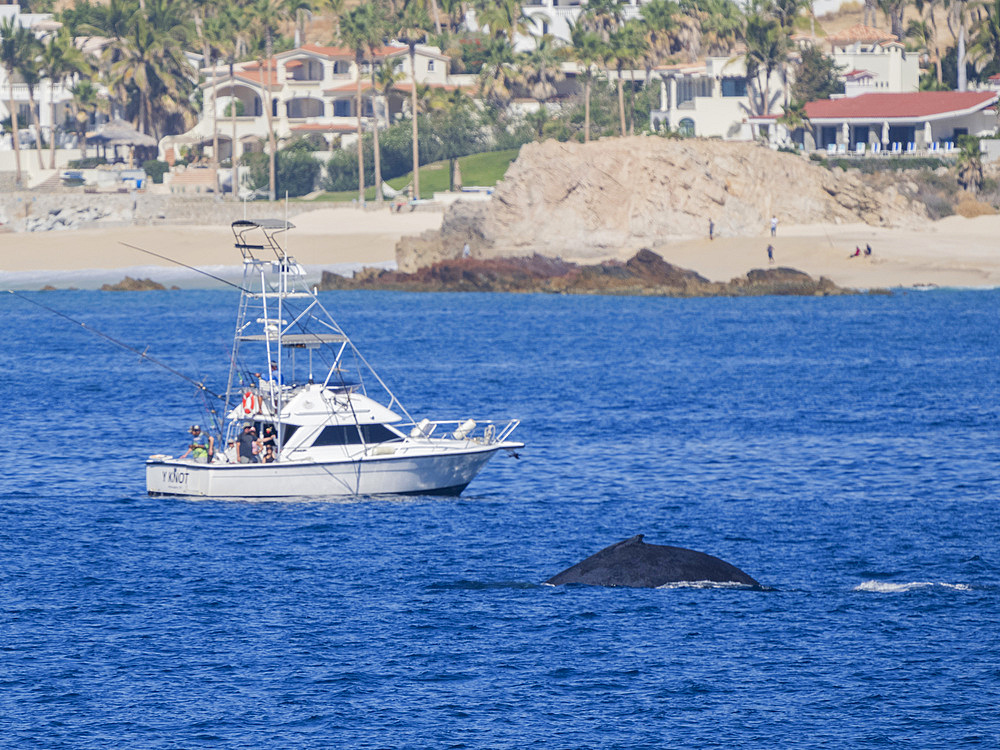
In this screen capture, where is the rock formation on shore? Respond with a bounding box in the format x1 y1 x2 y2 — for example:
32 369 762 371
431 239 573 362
100 276 170 291
396 137 928 272
320 249 853 297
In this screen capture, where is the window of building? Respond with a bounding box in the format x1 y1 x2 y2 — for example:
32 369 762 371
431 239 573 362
427 60 434 71
678 118 695 136
721 78 747 98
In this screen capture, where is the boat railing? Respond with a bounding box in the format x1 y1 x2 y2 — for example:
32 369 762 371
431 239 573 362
400 418 521 445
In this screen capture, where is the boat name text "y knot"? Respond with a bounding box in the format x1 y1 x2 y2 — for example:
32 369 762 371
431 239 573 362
162 468 190 484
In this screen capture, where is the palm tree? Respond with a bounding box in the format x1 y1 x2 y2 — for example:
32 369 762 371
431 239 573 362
603 29 630 136
911 0 944 85
0 18 33 186
108 14 194 139
956 138 984 193
43 28 91 169
340 2 384 204
195 4 239 193
475 0 532 44
742 9 787 116
570 24 606 144
970 0 1000 80
392 1 432 200
375 58 405 198
521 34 565 109
477 36 520 110
581 0 626 38
246 0 299 201
946 0 972 90
16 35 46 170
642 0 682 63
70 79 104 160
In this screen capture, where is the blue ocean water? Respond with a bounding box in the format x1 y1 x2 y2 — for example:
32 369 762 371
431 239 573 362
3 288 1000 748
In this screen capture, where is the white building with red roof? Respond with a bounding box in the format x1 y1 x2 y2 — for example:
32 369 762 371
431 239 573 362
749 91 998 153
647 24 921 141
160 42 455 173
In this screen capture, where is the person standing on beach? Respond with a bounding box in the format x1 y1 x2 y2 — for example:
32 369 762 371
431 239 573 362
767 244 774 264
709 219 715 240
770 216 778 237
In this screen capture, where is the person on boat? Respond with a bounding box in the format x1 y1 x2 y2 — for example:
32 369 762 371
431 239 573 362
237 422 258 464
261 445 276 463
259 424 276 453
180 424 213 463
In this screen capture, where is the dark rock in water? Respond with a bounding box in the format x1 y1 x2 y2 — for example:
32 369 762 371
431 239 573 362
546 535 760 588
318 250 854 298
100 276 166 292
40 285 57 291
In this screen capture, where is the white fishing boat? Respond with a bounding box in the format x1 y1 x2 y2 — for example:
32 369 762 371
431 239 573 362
146 219 523 498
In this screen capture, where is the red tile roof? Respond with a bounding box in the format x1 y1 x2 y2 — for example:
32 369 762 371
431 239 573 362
804 92 997 120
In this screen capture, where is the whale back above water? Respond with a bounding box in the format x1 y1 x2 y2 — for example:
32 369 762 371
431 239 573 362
546 535 760 588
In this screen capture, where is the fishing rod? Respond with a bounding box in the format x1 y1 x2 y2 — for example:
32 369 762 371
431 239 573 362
118 241 248 292
6 288 225 401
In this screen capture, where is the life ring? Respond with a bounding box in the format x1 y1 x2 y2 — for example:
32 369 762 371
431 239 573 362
242 391 258 414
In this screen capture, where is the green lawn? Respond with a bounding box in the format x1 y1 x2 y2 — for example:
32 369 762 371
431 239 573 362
304 148 519 202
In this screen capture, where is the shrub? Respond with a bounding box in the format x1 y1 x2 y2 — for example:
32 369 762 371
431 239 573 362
67 156 107 168
142 159 169 184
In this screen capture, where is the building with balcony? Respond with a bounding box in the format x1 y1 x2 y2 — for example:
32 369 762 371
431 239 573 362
161 42 455 166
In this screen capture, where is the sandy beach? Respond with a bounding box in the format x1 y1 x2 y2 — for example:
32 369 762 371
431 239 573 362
648 214 1000 290
3 206 1000 290
0 206 441 289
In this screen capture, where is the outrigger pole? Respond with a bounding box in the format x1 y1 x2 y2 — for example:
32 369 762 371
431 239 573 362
118 241 249 292
6 289 224 401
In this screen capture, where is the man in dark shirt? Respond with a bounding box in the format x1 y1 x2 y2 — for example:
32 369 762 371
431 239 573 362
238 422 258 464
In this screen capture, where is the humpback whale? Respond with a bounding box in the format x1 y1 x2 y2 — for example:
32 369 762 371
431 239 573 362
546 535 760 588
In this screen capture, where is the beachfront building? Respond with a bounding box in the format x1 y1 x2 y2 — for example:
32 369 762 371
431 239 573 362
160 42 455 167
748 91 999 153
648 56 786 140
826 24 920 97
647 24 921 141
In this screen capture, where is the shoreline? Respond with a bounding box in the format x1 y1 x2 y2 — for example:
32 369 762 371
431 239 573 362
4 209 1000 292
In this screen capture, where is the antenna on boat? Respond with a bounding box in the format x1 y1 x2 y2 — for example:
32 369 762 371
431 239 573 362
6 289 225 401
118 241 249 292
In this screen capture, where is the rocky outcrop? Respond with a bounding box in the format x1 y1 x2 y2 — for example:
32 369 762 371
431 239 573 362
100 276 169 291
396 137 928 272
321 249 854 297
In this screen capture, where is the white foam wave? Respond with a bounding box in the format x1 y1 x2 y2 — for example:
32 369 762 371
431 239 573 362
854 580 971 593
655 580 757 590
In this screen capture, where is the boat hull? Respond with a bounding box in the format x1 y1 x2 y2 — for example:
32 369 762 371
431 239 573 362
146 445 512 498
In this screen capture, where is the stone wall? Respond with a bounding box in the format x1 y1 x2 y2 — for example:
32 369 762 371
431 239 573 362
0 191 320 231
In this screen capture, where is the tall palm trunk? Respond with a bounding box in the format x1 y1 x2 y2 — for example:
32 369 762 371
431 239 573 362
958 21 967 91
230 61 238 200
410 45 419 200
49 79 58 169
7 79 23 186
210 54 220 195
356 59 365 203
616 66 626 136
27 89 44 169
628 67 636 135
584 75 591 143
430 0 442 34
264 33 277 201
371 64 382 203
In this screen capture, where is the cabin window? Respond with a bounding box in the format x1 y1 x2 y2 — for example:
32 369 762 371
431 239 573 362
312 424 399 446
